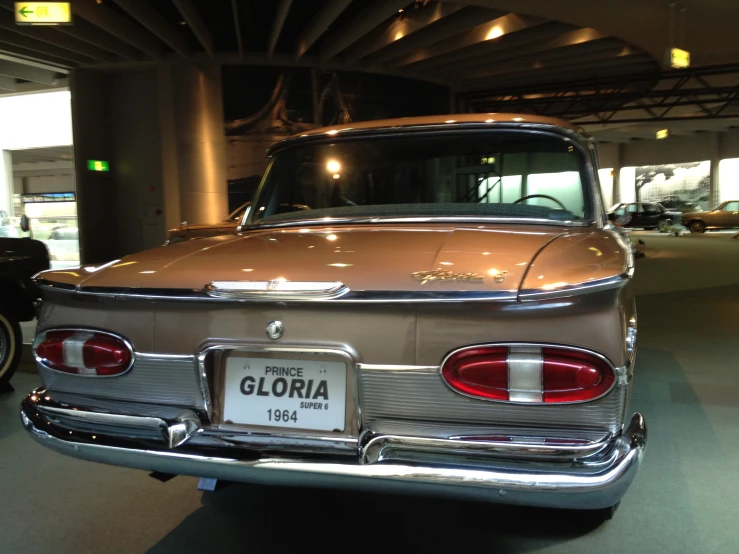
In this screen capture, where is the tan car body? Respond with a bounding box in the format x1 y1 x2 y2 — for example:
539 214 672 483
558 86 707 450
22 114 645 514
681 200 739 232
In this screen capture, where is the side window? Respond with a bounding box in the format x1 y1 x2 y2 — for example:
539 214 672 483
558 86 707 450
643 203 659 214
627 204 638 214
723 201 739 211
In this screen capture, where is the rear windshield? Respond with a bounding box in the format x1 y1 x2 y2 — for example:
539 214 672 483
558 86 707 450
248 132 593 226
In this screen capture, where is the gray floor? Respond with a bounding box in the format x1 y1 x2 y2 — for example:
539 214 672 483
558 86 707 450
1 232 739 553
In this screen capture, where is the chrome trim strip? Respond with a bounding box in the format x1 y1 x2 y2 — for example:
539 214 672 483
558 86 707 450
35 281 518 303
439 342 620 405
358 432 611 464
357 364 438 372
205 280 349 300
518 274 629 301
32 327 136 378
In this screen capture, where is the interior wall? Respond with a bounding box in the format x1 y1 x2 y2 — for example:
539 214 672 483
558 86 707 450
598 129 739 168
24 175 75 193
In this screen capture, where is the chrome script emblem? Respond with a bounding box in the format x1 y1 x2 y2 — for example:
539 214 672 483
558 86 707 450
266 320 284 340
412 269 485 285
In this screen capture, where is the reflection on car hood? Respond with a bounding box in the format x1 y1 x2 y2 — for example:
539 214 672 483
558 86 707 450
37 225 628 296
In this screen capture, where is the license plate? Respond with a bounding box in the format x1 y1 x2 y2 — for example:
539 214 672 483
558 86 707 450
223 356 347 432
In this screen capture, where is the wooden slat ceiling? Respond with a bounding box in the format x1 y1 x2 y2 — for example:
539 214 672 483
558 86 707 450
0 0 660 94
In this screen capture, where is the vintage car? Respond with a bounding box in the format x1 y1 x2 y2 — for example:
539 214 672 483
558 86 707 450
681 200 739 233
0 234 49 389
21 114 645 519
607 202 681 231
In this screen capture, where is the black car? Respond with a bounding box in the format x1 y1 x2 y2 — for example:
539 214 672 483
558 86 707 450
607 202 682 231
0 236 50 389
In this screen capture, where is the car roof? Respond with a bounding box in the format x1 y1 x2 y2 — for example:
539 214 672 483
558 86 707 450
291 114 582 138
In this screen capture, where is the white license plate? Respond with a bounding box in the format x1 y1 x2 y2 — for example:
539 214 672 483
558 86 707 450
223 356 347 432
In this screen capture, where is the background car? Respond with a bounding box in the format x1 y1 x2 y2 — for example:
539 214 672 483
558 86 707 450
0 235 49 389
0 210 19 238
659 196 702 213
608 202 681 231
681 200 739 233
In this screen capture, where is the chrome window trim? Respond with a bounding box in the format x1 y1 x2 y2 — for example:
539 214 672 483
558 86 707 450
439 342 622 406
246 217 593 231
32 327 136 379
246 126 600 230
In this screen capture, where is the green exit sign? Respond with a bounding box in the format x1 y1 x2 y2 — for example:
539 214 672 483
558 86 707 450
87 160 109 172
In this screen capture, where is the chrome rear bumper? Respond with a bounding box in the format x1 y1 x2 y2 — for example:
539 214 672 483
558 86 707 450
20 389 646 510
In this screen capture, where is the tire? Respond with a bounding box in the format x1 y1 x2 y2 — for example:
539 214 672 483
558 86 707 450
689 220 706 233
0 304 22 389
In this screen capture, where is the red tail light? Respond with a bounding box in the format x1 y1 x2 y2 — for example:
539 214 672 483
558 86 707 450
442 345 615 404
34 330 133 376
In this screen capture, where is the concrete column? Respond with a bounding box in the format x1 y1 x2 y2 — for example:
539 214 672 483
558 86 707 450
710 132 723 207
164 63 227 225
0 150 12 213
612 143 623 204
70 69 117 264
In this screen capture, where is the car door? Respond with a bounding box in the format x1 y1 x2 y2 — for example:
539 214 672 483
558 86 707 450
641 203 663 227
626 203 646 227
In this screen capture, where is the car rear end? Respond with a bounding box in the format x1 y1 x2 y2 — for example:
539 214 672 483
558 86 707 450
23 241 643 512
21 116 645 514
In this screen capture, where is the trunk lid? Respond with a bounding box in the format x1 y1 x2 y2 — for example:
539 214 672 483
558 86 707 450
72 225 564 294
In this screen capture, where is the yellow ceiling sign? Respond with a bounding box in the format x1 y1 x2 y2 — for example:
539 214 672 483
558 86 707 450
15 2 71 25
670 48 690 69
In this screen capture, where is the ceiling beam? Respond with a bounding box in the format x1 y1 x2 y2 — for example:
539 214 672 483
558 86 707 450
54 18 140 61
295 0 352 60
0 28 94 64
72 0 163 59
451 39 623 82
463 57 656 92
429 26 606 76
0 75 15 90
0 49 72 71
231 0 243 58
389 13 545 69
364 7 508 66
0 9 116 62
0 59 58 84
268 0 292 58
319 0 409 63
401 21 572 73
114 0 189 58
172 0 214 57
341 2 464 63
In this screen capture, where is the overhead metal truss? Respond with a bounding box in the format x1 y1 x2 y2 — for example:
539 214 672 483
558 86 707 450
460 63 739 125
